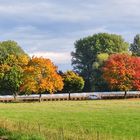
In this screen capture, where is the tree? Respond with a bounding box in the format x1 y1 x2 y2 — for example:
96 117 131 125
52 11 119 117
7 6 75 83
102 54 140 97
62 71 84 99
72 33 129 91
130 34 140 56
0 40 28 97
20 57 64 101
92 53 109 91
0 40 28 62
0 54 29 98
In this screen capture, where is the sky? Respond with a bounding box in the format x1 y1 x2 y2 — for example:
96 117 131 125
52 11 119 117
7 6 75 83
0 0 140 71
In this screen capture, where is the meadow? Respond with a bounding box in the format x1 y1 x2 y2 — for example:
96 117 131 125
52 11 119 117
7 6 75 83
0 100 140 140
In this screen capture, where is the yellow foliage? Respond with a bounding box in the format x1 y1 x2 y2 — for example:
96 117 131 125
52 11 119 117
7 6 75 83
21 57 64 94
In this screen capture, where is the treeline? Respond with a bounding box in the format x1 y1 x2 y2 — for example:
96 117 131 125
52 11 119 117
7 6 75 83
0 33 140 97
0 41 84 98
72 33 140 92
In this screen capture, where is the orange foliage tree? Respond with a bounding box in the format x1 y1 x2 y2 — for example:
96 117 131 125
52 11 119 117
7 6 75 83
20 57 64 96
103 54 140 95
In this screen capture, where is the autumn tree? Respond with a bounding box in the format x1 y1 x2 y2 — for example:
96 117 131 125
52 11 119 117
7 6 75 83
0 40 29 97
103 54 140 97
131 57 140 90
72 33 129 91
0 54 29 98
20 57 64 101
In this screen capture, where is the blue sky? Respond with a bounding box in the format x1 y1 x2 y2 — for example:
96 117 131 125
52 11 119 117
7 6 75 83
0 0 140 71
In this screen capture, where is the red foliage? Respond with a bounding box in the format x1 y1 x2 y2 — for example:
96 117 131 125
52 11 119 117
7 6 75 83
132 57 140 90
103 54 140 91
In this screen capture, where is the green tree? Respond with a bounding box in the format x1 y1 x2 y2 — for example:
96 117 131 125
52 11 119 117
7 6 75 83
72 33 129 91
0 40 29 97
92 53 109 91
130 34 140 56
0 54 29 98
62 71 84 94
0 40 28 64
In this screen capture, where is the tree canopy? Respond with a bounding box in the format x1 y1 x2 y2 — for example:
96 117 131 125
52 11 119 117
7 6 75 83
0 54 29 96
130 34 140 56
62 71 84 93
0 40 29 96
131 57 140 90
72 33 129 91
103 54 140 91
20 57 64 94
1 34 140 96
0 40 27 56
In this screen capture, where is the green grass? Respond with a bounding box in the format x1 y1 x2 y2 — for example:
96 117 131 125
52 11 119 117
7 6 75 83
0 128 43 140
0 100 140 140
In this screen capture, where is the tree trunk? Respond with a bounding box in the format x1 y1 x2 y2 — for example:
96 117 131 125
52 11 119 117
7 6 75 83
124 91 127 99
13 92 18 102
68 91 71 100
39 93 42 102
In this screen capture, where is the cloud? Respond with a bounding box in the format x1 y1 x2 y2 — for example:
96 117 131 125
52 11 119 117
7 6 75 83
0 1 92 22
0 0 138 24
0 0 140 25
29 51 71 65
0 0 140 71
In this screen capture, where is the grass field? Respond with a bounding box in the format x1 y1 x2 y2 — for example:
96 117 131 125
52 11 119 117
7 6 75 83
0 100 140 140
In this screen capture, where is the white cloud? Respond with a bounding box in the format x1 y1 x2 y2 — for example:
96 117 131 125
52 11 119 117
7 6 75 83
29 51 71 65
